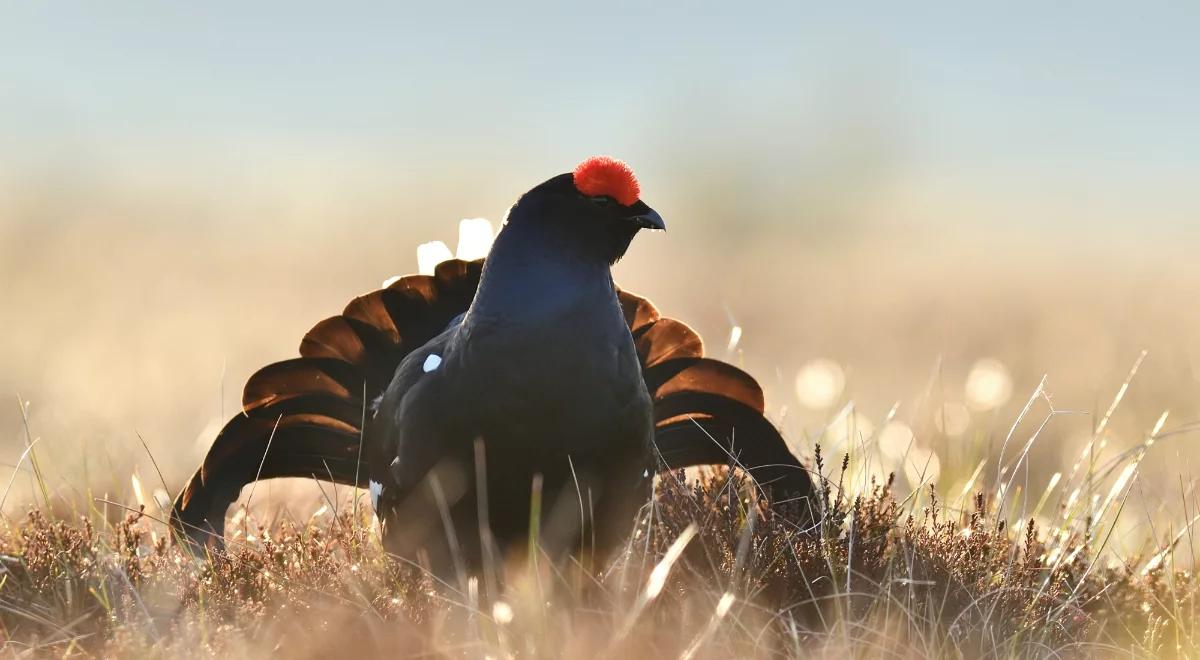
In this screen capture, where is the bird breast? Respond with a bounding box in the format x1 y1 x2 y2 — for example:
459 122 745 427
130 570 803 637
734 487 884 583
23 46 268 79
452 308 652 453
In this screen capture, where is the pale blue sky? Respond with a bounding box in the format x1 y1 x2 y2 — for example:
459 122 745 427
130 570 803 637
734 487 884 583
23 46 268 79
2 2 1197 232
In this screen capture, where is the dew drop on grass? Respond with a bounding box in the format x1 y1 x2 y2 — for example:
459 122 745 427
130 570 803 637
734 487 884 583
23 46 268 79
492 601 514 624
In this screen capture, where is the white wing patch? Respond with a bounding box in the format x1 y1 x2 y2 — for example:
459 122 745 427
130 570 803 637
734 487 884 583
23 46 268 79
455 218 495 260
411 219 493 278
416 241 454 276
368 480 383 512
423 354 443 373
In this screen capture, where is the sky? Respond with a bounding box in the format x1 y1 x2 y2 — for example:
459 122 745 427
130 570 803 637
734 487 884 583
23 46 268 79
1 2 1197 235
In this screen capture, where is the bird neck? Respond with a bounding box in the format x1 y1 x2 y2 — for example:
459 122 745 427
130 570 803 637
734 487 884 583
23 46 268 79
467 218 620 325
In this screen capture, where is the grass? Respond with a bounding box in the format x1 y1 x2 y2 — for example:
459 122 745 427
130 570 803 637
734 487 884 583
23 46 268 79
0 451 1195 658
1 357 1198 657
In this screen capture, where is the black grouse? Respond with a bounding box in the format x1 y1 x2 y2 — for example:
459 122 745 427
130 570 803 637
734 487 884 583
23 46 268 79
171 156 815 573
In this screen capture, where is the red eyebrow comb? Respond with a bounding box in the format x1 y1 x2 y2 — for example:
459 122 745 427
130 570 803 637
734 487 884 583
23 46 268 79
572 156 640 206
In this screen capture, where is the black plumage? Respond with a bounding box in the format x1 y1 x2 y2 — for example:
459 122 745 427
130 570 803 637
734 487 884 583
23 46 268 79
172 160 815 573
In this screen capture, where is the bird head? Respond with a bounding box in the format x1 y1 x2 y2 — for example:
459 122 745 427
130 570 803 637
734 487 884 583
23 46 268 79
504 156 665 265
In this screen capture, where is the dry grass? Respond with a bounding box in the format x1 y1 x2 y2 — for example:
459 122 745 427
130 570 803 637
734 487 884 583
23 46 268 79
0 442 1195 659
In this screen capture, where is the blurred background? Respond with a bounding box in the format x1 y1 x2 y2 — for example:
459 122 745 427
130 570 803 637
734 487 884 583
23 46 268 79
2 3 1199 553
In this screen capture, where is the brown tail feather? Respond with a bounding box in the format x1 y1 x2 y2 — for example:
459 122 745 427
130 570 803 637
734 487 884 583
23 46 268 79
652 392 815 519
654 417 814 509
171 260 484 548
248 393 366 432
299 315 396 364
645 354 815 522
242 357 365 411
617 290 660 332
643 357 766 413
172 415 365 547
634 318 704 367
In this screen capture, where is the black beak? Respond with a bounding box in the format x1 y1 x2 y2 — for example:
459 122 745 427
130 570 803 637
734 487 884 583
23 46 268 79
628 202 666 231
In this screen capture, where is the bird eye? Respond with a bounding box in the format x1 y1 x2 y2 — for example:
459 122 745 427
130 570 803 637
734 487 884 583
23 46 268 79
588 195 615 207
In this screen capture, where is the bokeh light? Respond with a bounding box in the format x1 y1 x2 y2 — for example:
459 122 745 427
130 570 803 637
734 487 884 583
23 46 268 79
964 359 1013 411
904 446 942 487
877 421 915 461
933 402 972 436
826 408 875 451
795 359 846 410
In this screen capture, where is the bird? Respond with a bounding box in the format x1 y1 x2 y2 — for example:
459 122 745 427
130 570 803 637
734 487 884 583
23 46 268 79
171 156 815 575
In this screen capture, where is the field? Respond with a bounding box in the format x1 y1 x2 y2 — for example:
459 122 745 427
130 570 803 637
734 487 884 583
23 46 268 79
5 195 1200 656
0 449 1193 657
